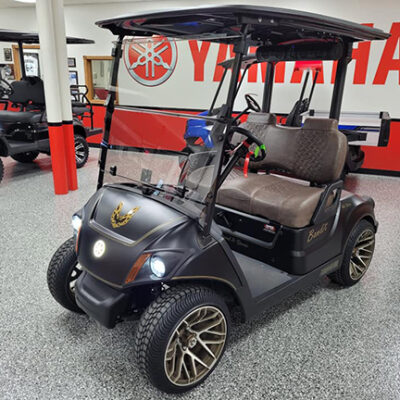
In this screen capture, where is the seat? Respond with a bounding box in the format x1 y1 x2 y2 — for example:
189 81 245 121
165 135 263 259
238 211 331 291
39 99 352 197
217 173 326 227
216 114 347 228
9 77 46 107
0 110 43 124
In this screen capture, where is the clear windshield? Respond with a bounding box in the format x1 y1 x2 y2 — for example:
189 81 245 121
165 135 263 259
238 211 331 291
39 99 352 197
103 36 231 222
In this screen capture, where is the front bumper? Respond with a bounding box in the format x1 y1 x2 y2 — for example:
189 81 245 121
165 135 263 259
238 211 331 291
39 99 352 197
75 272 130 328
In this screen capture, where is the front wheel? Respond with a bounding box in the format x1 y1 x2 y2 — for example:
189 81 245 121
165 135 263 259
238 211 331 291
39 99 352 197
74 135 89 169
11 151 39 163
47 237 83 313
330 220 375 286
135 285 230 393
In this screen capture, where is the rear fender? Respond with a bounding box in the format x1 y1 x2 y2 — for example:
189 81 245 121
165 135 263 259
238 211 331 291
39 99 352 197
340 194 377 248
73 120 87 138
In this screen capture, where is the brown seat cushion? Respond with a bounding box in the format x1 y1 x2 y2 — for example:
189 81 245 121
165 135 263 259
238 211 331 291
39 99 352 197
217 173 325 228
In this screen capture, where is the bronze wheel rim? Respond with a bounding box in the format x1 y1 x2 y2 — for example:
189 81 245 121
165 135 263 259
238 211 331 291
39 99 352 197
164 306 227 386
350 229 375 280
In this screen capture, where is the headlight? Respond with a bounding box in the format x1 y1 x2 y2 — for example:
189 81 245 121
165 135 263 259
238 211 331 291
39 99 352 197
71 214 82 236
150 256 166 278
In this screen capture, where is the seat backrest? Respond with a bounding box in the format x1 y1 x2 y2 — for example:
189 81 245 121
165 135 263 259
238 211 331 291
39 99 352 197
240 116 347 184
9 77 45 106
231 112 277 146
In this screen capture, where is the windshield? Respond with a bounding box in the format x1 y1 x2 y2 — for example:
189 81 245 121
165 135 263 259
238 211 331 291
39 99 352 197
103 36 231 223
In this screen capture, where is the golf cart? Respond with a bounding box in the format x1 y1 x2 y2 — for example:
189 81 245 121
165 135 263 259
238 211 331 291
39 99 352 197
47 6 389 393
183 55 391 174
0 30 101 183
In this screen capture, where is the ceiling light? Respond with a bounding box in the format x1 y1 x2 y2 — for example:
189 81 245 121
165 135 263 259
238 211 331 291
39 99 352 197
14 0 36 3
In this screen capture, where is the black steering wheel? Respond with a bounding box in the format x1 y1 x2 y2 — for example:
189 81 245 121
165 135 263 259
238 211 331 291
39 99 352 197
245 94 261 112
0 78 13 99
229 126 266 162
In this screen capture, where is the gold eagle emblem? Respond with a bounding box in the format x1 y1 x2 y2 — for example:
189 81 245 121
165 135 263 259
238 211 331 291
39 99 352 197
111 202 140 228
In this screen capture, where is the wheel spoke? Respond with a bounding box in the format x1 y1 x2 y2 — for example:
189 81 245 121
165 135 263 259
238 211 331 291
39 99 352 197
190 311 219 328
172 351 185 383
189 353 197 379
187 349 211 370
198 317 224 334
355 255 367 269
205 330 226 336
197 337 216 359
182 358 191 382
202 338 225 345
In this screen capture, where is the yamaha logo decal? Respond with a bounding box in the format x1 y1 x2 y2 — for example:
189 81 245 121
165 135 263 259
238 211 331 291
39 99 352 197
124 36 177 86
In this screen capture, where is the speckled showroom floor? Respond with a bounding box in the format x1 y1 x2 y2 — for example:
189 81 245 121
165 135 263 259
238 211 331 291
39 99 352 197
0 151 399 400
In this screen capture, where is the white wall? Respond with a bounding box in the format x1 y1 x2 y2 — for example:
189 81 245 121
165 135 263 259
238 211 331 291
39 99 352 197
0 0 398 114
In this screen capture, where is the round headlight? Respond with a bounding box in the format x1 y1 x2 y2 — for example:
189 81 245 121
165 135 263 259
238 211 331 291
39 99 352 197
93 240 106 258
150 256 165 278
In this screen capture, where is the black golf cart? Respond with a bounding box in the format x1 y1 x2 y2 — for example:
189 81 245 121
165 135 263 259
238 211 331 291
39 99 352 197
47 6 389 393
0 30 101 183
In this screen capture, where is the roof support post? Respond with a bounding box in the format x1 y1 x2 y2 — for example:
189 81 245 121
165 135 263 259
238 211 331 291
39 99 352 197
261 62 275 113
97 35 124 190
17 41 26 79
202 26 249 237
329 43 352 120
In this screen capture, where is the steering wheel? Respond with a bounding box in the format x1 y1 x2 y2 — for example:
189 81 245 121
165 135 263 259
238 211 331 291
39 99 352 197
229 126 266 162
245 94 261 113
0 78 13 99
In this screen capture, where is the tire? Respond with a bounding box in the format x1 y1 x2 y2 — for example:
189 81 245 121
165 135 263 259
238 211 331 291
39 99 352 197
11 151 39 163
0 158 4 183
136 285 230 393
330 220 375 286
47 237 83 313
74 135 89 169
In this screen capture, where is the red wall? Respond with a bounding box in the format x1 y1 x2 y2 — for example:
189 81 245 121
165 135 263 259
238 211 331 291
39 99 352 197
87 106 400 173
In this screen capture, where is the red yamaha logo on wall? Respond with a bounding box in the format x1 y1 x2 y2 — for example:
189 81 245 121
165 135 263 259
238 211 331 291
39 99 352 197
124 36 178 86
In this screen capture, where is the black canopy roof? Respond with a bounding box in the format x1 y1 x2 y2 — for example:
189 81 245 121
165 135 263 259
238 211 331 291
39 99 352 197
96 5 389 44
0 29 94 44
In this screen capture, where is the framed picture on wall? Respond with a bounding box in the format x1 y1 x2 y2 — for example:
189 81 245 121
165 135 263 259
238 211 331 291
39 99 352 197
24 53 40 77
68 57 76 68
69 70 78 86
3 48 12 62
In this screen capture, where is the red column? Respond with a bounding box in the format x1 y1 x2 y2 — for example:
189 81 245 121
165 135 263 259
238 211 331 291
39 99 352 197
63 122 78 191
48 124 68 194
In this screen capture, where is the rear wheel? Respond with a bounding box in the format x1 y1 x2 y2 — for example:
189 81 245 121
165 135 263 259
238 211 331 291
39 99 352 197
47 237 83 313
11 151 39 163
74 135 89 169
136 285 230 393
330 220 375 286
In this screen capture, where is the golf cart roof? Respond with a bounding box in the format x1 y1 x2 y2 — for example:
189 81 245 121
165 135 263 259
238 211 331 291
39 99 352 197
0 29 94 44
96 5 389 44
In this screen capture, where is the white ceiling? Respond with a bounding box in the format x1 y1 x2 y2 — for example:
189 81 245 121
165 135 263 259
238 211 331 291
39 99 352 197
0 0 152 8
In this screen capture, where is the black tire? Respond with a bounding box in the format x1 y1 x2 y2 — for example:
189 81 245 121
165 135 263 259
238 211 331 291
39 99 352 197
0 158 4 183
330 220 375 286
47 237 83 313
136 285 230 393
74 135 89 169
11 151 39 163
